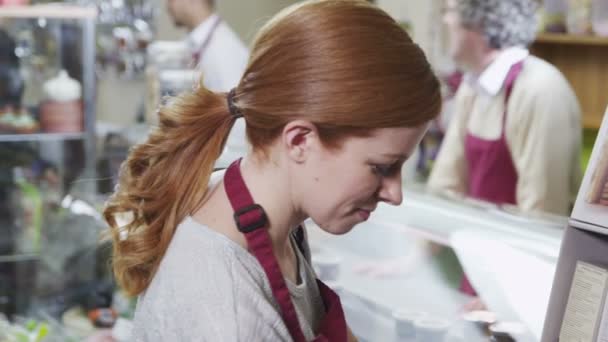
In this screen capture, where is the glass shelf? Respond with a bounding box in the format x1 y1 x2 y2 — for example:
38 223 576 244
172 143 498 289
0 132 85 142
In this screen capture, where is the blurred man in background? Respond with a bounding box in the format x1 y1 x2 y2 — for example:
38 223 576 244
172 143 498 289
166 0 250 167
166 0 248 92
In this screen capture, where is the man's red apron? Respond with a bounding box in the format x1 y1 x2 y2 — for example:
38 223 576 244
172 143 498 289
460 61 524 295
224 159 348 342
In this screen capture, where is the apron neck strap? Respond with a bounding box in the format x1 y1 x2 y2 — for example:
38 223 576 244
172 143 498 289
192 15 222 66
223 159 308 342
501 60 525 134
224 158 268 233
503 61 524 105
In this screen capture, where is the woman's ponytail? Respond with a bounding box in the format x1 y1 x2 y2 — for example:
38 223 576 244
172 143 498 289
104 85 238 296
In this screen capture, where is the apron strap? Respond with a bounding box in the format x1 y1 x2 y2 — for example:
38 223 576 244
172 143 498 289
191 16 223 66
224 159 308 342
500 61 524 136
315 280 348 342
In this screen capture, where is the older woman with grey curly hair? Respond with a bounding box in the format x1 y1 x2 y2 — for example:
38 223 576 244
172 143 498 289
429 0 582 303
457 0 538 50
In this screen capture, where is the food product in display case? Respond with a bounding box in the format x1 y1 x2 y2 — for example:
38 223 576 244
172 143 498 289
0 29 39 134
80 0 156 80
566 0 593 34
40 70 83 133
542 0 568 32
592 0 608 36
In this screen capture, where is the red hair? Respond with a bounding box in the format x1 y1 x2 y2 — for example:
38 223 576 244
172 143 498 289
104 0 441 296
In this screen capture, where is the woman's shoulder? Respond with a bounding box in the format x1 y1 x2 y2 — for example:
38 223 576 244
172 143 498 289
137 218 242 307
132 217 289 340
153 216 265 289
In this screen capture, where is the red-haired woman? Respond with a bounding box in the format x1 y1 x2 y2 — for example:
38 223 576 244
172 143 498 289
105 0 441 340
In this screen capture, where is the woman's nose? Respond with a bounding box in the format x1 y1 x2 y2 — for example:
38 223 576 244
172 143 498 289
377 175 403 206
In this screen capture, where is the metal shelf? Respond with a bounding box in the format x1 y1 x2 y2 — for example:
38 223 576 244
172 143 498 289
0 132 85 142
0 253 38 263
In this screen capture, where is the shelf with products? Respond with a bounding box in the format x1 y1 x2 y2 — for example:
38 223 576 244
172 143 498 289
0 5 116 339
531 33 608 130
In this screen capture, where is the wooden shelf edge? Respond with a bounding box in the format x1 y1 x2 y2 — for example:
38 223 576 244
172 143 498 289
584 116 604 130
534 33 608 46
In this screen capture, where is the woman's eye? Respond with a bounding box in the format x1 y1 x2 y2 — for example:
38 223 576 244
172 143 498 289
371 164 394 176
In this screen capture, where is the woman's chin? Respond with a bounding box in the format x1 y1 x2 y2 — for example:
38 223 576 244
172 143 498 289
322 222 358 235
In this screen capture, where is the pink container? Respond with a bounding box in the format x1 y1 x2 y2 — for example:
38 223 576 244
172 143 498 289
39 100 83 133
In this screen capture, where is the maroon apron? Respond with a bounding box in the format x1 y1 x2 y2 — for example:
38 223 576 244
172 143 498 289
459 61 524 296
224 159 348 342
191 16 223 67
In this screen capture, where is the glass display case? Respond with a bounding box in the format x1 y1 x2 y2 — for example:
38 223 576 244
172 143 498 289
0 5 114 340
307 184 567 342
542 106 608 342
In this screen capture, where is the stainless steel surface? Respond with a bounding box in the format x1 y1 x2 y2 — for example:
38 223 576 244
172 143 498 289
81 16 97 193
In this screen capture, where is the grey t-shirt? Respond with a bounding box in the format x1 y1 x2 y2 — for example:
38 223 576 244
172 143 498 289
131 216 325 341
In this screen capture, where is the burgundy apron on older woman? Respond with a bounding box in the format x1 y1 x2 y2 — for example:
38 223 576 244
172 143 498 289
459 61 524 295
224 159 348 342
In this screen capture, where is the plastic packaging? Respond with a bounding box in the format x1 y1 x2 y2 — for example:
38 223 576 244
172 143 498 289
566 0 593 34
592 0 608 36
542 0 568 32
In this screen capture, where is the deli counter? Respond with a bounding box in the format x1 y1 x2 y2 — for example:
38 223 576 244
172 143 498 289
307 184 565 342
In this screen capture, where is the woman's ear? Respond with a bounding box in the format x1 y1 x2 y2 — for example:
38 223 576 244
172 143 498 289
281 120 320 163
